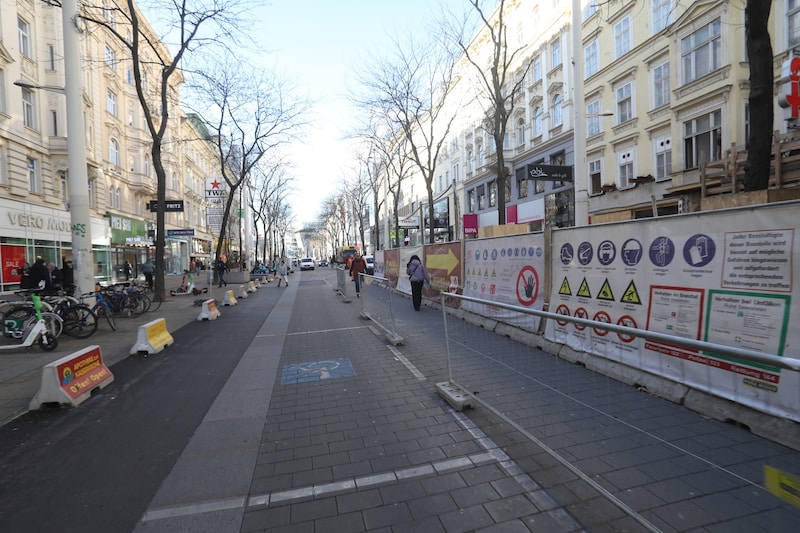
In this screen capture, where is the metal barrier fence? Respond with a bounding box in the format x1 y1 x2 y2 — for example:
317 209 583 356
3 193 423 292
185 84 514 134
358 274 403 345
436 292 800 531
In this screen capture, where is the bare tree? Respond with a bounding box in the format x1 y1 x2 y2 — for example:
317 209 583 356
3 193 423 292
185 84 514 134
80 0 251 299
190 61 308 270
247 159 292 266
357 32 458 244
452 0 533 225
341 164 371 254
744 0 774 191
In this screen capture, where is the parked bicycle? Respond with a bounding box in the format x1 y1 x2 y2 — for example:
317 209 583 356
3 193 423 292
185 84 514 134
1 290 63 339
79 291 117 331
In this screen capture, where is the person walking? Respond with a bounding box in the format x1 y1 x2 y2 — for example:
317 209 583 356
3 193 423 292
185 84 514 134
216 258 228 287
61 260 75 296
142 260 154 291
124 260 133 281
406 254 430 311
276 260 289 287
349 253 366 297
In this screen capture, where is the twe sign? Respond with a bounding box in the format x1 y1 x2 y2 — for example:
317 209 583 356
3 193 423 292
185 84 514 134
205 178 226 198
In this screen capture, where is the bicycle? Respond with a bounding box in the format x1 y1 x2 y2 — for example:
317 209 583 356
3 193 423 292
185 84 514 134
79 291 117 331
46 293 98 339
1 290 63 339
0 294 58 352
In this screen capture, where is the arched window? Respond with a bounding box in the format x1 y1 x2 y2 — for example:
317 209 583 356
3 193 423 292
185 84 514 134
552 95 563 127
533 107 543 137
109 138 120 166
517 117 525 146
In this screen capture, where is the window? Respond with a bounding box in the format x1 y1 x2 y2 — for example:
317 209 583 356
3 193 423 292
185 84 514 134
22 88 36 129
47 45 56 71
682 19 721 83
551 38 561 68
583 2 598 20
652 62 670 108
652 0 674 33
18 18 31 58
684 110 722 169
617 150 634 189
516 168 528 198
585 40 599 77
60 172 67 201
517 118 525 146
477 185 486 210
532 55 542 83
654 137 672 181
616 82 633 123
489 182 497 207
589 159 603 194
50 110 58 136
586 100 601 136
477 142 484 166
551 94 563 127
105 45 116 69
468 189 475 212
791 1 800 47
614 16 632 58
109 138 120 166
88 180 95 208
106 90 118 116
0 70 6 114
533 107 543 137
27 158 39 193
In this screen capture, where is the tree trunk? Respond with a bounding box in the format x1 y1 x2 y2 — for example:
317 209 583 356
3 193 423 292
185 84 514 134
743 0 774 191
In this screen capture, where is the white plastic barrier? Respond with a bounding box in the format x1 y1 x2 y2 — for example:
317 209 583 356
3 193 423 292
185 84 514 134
29 345 114 410
239 285 248 299
197 299 221 321
248 281 257 293
130 318 174 355
222 289 237 306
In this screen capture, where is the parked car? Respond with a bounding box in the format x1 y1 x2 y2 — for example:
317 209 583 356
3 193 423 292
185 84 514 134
364 255 374 275
299 257 315 271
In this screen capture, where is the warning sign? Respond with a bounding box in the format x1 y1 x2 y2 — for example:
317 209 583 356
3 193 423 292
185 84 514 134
577 278 592 298
597 279 614 301
764 465 800 509
559 277 571 296
621 280 641 305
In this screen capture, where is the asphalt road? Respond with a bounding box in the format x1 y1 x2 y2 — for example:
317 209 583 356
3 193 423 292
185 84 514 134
0 288 277 533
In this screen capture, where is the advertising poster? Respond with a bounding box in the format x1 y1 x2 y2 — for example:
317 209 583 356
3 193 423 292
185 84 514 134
383 248 399 289
1 245 27 284
423 242 462 303
545 203 799 421
464 234 546 331
397 246 424 295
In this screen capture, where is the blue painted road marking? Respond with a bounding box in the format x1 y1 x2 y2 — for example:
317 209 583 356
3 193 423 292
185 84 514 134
280 358 356 385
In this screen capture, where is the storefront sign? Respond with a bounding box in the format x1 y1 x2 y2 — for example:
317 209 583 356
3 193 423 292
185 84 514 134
167 229 195 236
147 200 184 212
107 214 148 246
527 164 573 182
6 211 71 233
399 215 419 228
206 178 226 197
463 214 479 235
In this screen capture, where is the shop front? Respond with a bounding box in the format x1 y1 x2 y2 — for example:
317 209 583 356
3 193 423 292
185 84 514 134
107 213 152 282
0 199 110 293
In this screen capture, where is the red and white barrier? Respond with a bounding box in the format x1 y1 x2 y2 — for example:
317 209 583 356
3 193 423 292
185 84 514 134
29 345 114 410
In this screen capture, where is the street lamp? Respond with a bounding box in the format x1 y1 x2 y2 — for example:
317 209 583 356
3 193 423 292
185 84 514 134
14 0 93 295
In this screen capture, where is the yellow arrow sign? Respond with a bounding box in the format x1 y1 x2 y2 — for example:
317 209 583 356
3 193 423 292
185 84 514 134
426 249 460 275
765 465 800 508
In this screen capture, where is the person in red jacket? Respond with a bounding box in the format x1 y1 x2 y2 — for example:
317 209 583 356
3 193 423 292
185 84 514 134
349 253 366 297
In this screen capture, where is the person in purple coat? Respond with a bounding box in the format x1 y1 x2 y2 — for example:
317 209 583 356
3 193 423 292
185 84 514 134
405 254 430 311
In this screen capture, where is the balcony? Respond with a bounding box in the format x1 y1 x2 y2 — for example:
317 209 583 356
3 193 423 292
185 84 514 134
127 171 155 194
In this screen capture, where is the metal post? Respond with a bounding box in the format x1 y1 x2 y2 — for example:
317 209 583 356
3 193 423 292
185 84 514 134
63 0 93 293
572 0 588 226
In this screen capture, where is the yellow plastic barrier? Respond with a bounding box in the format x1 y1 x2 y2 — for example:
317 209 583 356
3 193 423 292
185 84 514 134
197 299 221 321
248 281 257 293
222 289 237 306
29 345 114 410
239 285 248 299
130 318 174 355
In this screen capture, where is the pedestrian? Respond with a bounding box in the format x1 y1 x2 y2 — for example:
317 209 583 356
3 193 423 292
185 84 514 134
18 262 33 289
406 254 430 311
29 258 50 291
48 262 64 292
189 258 195 276
61 260 75 295
350 253 366 297
276 260 289 287
142 259 155 291
216 258 228 287
124 260 132 281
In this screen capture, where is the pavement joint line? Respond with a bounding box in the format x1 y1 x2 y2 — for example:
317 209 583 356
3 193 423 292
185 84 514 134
246 450 504 509
140 496 246 522
285 325 370 337
386 344 427 380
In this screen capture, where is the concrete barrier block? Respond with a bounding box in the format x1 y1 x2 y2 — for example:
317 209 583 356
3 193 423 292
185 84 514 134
197 299 221 321
239 285 248 299
222 290 237 306
29 345 114 410
130 318 174 355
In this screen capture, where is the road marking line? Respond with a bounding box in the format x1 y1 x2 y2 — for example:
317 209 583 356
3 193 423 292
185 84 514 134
386 345 426 380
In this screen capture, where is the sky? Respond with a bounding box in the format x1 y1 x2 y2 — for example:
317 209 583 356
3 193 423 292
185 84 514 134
253 0 443 227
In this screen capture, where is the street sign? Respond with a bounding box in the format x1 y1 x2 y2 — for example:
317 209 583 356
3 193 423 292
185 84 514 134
167 229 195 236
147 200 184 212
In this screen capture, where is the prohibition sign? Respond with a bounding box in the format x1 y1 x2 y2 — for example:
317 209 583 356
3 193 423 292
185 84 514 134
555 304 570 326
592 310 611 336
574 307 588 330
617 315 637 343
516 265 540 307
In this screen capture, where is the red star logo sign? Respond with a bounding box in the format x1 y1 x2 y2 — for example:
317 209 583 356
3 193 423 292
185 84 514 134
210 179 221 189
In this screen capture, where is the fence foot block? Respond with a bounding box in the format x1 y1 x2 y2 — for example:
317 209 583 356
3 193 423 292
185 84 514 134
436 382 475 411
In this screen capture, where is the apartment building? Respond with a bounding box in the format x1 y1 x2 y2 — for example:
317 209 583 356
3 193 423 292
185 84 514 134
384 1 799 245
0 1 216 291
